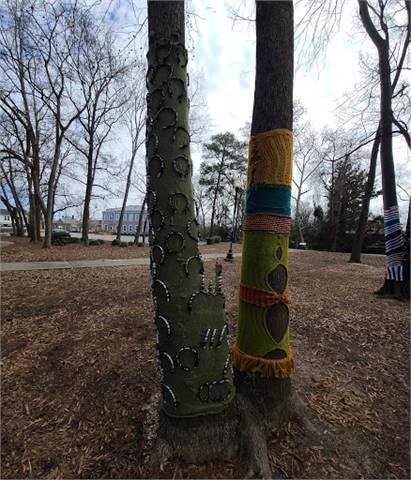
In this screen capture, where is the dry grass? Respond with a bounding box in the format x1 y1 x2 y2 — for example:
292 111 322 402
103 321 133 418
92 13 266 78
1 250 409 479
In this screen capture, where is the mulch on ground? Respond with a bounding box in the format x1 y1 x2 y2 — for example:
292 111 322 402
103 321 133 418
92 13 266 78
1 251 409 478
0 236 241 263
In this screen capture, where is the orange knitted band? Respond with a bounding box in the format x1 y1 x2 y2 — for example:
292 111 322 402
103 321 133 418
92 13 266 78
243 213 291 234
240 284 290 308
232 343 294 379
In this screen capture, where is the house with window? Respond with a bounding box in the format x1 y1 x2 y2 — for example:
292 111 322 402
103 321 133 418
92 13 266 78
0 208 12 229
102 205 148 234
54 215 81 232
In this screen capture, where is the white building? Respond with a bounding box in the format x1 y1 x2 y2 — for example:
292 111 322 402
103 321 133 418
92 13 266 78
0 208 12 229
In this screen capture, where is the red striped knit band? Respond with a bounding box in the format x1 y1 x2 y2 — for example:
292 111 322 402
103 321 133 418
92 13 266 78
243 213 291 234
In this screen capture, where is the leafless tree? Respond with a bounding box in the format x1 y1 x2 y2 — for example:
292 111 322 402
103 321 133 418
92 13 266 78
64 14 130 245
292 109 323 244
115 71 146 242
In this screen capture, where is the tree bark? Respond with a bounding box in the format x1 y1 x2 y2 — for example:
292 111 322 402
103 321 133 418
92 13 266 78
350 127 380 263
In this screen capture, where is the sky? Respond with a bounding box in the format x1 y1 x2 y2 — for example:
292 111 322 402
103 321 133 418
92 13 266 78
71 0 411 220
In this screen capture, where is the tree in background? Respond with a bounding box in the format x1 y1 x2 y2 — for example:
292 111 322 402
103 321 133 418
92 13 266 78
116 74 146 243
317 129 368 252
292 107 322 246
359 0 410 299
66 17 130 246
199 132 246 237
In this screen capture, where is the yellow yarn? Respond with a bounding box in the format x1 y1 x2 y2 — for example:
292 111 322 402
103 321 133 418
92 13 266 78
232 343 294 379
247 129 293 189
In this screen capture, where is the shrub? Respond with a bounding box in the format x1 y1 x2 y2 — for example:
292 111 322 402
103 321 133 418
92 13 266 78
128 241 134 246
51 229 71 246
89 239 104 246
206 236 221 245
120 242 128 247
112 239 121 246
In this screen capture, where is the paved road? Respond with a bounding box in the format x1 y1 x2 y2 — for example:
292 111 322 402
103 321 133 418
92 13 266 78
0 252 242 272
70 232 140 243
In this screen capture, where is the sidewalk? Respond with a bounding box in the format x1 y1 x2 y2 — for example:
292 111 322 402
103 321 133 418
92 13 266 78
0 252 242 272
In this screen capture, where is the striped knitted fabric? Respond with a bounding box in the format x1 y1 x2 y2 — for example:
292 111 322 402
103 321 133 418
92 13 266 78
245 185 291 216
384 206 405 280
386 264 403 282
243 213 291 234
384 206 404 260
240 284 290 308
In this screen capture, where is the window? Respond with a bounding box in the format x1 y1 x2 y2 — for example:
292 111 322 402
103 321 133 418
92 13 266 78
129 225 133 232
104 224 108 231
123 224 127 232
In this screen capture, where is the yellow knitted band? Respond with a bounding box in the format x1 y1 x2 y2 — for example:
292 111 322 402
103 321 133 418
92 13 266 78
232 343 294 379
247 128 293 189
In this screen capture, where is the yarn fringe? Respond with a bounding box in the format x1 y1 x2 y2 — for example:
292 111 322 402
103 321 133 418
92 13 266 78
232 343 294 379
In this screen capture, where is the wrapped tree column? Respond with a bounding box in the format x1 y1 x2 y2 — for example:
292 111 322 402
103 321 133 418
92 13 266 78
146 1 234 418
232 0 295 380
233 130 294 377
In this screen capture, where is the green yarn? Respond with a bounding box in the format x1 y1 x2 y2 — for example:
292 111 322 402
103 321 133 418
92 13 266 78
240 231 289 290
237 300 290 357
237 230 290 358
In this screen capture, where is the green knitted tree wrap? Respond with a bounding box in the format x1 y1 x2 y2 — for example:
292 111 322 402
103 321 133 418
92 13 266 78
237 231 290 356
146 39 234 417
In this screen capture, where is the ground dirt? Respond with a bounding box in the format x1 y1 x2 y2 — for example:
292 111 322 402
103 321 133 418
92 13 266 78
1 247 409 479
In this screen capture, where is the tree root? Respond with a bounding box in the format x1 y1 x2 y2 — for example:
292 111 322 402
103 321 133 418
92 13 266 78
375 278 410 301
147 376 320 478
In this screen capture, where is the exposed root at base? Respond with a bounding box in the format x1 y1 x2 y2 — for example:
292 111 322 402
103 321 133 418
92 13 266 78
375 278 410 301
147 380 320 479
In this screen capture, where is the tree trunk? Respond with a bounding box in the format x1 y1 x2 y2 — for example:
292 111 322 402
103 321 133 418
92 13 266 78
30 161 43 242
117 150 138 242
330 157 348 252
146 1 237 462
43 207 53 248
209 153 225 237
233 0 294 415
350 127 380 263
134 196 146 245
81 164 94 246
142 215 148 245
